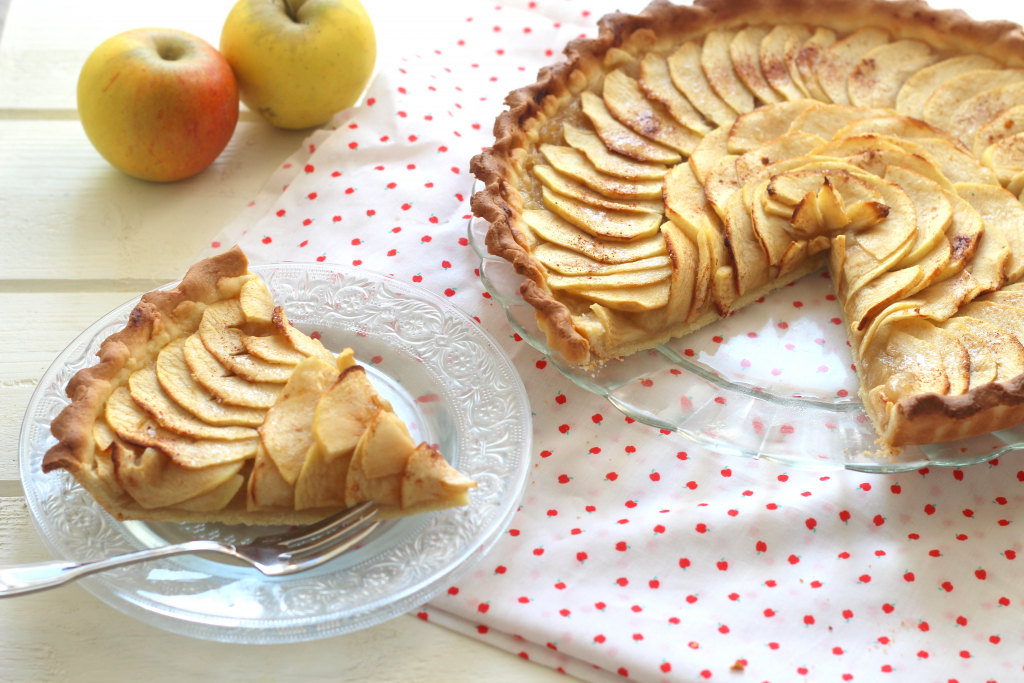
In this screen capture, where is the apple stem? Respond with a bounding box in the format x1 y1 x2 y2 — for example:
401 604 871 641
283 0 300 23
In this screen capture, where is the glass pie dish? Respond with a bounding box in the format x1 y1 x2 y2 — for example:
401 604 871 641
469 191 1019 473
19 262 531 643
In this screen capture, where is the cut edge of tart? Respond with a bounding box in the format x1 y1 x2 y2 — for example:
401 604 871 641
44 247 476 524
471 0 1024 452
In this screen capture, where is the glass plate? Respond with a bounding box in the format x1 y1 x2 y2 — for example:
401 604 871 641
468 196 1022 473
19 263 531 643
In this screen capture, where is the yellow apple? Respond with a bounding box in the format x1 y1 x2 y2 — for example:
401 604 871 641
77 29 239 182
220 0 376 130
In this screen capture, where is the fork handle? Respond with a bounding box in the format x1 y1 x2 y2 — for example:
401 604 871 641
0 540 231 598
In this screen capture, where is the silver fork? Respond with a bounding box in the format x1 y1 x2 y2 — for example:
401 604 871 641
0 501 380 598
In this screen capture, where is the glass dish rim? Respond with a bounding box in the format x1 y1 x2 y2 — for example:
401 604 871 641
18 260 532 642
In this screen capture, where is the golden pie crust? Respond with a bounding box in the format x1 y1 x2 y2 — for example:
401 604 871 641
471 0 1024 449
44 247 475 524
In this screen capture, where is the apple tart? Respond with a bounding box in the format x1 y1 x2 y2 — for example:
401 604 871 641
43 247 475 524
472 0 1024 449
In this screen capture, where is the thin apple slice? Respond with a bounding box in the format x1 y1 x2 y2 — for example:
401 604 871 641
894 320 969 397
313 365 389 462
723 190 769 296
172 473 245 513
900 137 998 186
400 444 477 512
638 54 713 134
955 182 1024 282
534 165 664 214
710 265 739 314
942 321 998 389
788 104 893 140
923 69 1024 131
271 307 335 364
206 329 293 384
846 266 923 332
735 131 825 184
547 267 671 292
535 244 670 276
581 91 681 164
981 133 1024 186
748 179 795 267
540 145 663 199
294 443 348 510
112 444 244 510
778 239 809 277
345 409 416 505
575 280 671 312
847 40 937 109
689 126 730 185
156 339 266 427
884 166 953 269
896 54 1002 119
932 191 984 282
874 329 950 404
105 387 258 468
258 357 340 486
247 443 294 511
241 334 306 365
667 42 736 128
832 116 966 151
794 28 837 102
957 301 1024 347
701 29 754 114
950 317 1024 382
949 81 1024 147
702 154 740 221
129 365 257 441
689 229 714 321
542 187 662 241
815 136 953 191
815 27 890 105
664 161 720 240
1010 170 1024 197
759 24 811 101
522 210 668 264
239 276 275 324
729 27 782 105
660 223 697 324
972 104 1024 159
602 70 702 155
562 124 669 181
727 99 818 154
183 333 282 409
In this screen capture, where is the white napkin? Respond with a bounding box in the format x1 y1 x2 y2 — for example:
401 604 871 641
205 2 1024 680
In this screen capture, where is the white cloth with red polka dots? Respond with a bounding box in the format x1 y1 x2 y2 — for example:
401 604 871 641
203 1 1024 680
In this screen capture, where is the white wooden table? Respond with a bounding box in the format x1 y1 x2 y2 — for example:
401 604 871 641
0 1 563 679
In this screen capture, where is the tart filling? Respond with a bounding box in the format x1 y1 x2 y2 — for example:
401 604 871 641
44 247 475 524
472 0 1024 449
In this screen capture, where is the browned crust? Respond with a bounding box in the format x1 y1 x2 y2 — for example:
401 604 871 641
43 246 250 476
471 0 1024 447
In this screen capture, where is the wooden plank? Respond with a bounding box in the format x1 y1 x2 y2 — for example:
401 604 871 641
0 499 559 683
0 120 308 281
0 385 34 482
0 0 422 111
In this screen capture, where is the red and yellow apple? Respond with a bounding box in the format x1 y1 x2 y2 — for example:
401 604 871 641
77 29 239 182
220 0 376 130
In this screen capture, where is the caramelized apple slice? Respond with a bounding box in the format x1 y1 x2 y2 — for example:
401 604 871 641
183 334 282 409
923 69 1024 131
562 124 669 180
815 27 890 105
540 145 663 200
638 54 713 134
701 29 754 114
794 28 837 102
105 387 258 468
727 99 818 154
239 276 275 324
788 104 894 140
759 24 811 101
400 444 477 512
522 210 668 264
942 321 998 389
729 27 782 105
156 338 267 427
112 444 244 510
247 443 294 511
667 42 736 128
847 40 937 109
603 69 702 154
258 357 340 485
896 54 1002 120
581 91 681 164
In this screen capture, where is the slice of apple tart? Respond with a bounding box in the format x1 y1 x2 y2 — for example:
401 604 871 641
472 0 1024 449
44 247 475 524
